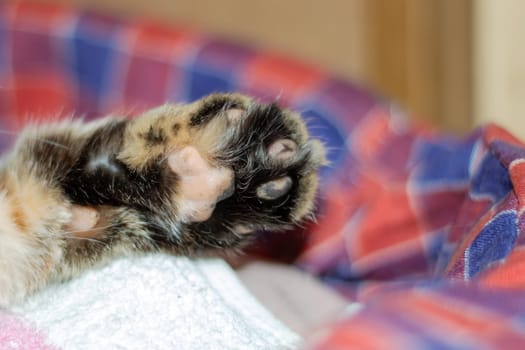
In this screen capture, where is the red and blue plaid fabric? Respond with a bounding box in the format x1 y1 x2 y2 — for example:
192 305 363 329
2 2 525 349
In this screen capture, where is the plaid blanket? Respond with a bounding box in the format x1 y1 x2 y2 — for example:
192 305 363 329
2 2 525 349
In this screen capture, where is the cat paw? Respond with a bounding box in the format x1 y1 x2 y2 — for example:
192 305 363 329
167 137 301 224
63 93 326 250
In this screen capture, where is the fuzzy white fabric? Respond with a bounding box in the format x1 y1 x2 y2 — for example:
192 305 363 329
11 254 300 350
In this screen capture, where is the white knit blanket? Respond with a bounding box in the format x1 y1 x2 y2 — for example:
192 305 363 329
11 254 300 350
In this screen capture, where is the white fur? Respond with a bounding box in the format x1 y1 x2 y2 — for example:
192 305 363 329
0 191 40 306
87 153 120 174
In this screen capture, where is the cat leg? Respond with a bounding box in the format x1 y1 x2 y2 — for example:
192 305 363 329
0 169 71 306
0 93 326 306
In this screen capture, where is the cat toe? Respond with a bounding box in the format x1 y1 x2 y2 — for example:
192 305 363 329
226 108 245 123
256 176 293 200
268 139 297 161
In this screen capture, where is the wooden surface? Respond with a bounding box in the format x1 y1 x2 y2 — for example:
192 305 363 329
365 0 472 132
474 0 525 139
34 0 473 133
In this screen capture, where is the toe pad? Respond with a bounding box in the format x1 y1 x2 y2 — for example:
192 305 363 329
256 176 293 200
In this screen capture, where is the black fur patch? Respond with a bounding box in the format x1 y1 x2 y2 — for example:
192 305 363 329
26 133 81 180
61 120 176 212
172 123 181 135
140 126 167 146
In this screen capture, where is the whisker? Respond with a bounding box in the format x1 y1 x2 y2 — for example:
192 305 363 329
35 138 69 149
64 223 122 234
61 235 106 245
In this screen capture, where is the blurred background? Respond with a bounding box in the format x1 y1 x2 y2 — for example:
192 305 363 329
32 0 525 137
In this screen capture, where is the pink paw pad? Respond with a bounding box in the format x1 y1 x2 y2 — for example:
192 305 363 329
226 108 245 123
66 206 100 236
268 139 297 161
256 176 293 201
168 146 234 223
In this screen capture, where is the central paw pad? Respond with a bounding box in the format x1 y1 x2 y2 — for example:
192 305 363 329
168 146 234 223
